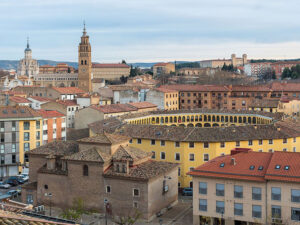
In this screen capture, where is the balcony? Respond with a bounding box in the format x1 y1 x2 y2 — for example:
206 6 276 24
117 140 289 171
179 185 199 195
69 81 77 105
62 122 66 128
43 124 47 130
43 135 48 140
53 123 57 129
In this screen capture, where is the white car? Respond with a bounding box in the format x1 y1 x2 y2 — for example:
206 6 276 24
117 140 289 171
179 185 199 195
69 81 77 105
17 174 29 182
0 182 11 189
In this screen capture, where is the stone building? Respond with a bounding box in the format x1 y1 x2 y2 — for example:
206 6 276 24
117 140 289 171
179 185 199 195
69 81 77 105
22 133 178 221
39 63 75 74
92 63 130 81
199 54 247 68
17 39 39 78
153 63 175 77
189 149 300 225
33 73 78 88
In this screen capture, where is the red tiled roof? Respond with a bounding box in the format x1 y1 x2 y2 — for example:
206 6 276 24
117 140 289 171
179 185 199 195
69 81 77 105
39 65 55 68
271 82 300 92
155 87 178 93
153 63 169 66
9 96 31 103
161 84 229 92
92 63 130 68
189 150 300 183
90 104 137 114
51 87 85 94
56 100 78 106
230 85 271 92
127 102 157 109
38 109 65 118
0 106 41 119
28 96 51 102
271 61 300 65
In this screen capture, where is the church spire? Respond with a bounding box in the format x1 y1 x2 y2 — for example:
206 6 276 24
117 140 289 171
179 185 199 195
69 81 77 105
27 37 30 49
82 21 87 36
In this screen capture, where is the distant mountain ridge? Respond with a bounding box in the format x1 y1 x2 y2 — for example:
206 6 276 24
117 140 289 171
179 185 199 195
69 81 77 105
0 60 192 70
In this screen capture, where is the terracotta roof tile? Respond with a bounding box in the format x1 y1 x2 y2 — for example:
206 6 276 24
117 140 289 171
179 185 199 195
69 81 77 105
9 96 31 103
126 102 157 109
249 99 280 108
77 132 130 145
64 147 112 162
51 87 85 94
112 145 151 162
0 106 41 119
92 63 130 68
29 141 79 156
89 104 137 114
56 100 78 106
38 109 65 118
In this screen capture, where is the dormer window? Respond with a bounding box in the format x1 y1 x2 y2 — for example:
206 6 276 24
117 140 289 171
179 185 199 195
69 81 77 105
284 165 290 170
258 166 264 171
275 165 281 170
249 165 255 170
220 163 225 168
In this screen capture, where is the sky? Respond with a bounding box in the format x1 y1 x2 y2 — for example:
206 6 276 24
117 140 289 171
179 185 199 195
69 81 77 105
1 0 300 62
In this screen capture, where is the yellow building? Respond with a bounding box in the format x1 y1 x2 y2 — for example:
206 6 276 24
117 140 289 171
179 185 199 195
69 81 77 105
0 106 42 176
153 63 175 77
278 97 300 117
146 87 179 110
88 109 300 188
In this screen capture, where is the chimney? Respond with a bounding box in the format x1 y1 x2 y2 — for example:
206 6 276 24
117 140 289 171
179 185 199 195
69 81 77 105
231 157 236 165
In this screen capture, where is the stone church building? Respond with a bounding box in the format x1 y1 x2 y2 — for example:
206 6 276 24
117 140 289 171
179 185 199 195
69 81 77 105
22 133 178 221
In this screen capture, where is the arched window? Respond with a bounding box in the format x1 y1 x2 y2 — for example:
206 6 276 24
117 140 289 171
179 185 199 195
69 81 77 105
85 60 87 65
117 164 120 172
83 165 89 176
81 60 83 65
122 165 126 173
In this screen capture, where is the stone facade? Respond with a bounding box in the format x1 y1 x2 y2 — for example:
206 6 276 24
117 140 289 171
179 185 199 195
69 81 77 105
22 134 178 221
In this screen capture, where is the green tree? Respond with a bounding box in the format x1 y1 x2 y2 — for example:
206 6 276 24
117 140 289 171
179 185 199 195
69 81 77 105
60 198 91 221
112 210 142 225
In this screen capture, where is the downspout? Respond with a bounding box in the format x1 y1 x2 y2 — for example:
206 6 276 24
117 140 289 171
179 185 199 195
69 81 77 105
265 180 268 225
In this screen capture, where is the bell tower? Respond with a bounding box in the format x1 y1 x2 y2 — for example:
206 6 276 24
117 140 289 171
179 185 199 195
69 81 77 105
78 22 92 92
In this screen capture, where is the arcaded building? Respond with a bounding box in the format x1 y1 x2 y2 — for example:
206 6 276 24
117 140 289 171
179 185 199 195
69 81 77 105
22 133 178 221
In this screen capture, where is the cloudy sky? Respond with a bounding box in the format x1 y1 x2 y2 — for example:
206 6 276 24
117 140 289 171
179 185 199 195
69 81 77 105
1 0 300 62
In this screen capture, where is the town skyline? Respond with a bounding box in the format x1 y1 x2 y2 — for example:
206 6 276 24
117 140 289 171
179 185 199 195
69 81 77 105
1 0 300 62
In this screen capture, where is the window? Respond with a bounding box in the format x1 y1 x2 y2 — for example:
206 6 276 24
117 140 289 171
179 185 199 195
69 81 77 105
204 142 209 148
133 202 138 208
203 154 209 162
248 140 253 146
12 154 16 164
294 137 297 143
0 122 4 132
291 207 300 221
137 139 142 144
252 205 262 218
283 138 287 144
259 139 263 145
175 142 180 147
0 133 4 143
160 152 165 160
106 186 111 193
199 199 207 211
24 143 30 151
178 167 181 176
216 184 224 196
189 153 194 161
249 165 255 170
234 203 243 216
252 187 262 200
133 188 139 197
83 165 89 176
292 189 300 203
12 121 16 131
234 185 243 198
24 132 30 141
216 201 224 214
236 141 240 147
24 122 30 130
129 139 132 143
151 139 155 145
160 140 165 146
12 133 16 142
271 187 281 201
220 163 225 168
189 142 194 148
272 205 281 219
0 156 4 164
36 131 40 140
199 182 207 195
12 144 16 153
220 142 225 148
175 153 180 161
151 151 155 159
269 139 273 144
36 121 40 129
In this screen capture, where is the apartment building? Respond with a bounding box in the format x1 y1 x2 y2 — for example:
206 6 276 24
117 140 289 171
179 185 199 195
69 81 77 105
244 62 272 77
146 87 179 110
41 100 78 128
189 149 300 225
153 63 175 77
38 110 66 144
0 106 42 177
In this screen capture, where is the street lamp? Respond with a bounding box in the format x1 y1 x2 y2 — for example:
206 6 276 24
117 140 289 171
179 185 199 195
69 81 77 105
44 193 52 216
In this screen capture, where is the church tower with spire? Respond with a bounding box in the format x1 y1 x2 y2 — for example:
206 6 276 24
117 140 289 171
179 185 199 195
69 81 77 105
78 22 92 92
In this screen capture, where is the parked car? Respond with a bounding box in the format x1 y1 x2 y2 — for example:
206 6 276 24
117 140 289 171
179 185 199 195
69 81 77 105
8 176 25 185
17 174 28 182
182 187 193 196
6 179 18 186
6 190 18 198
0 181 11 189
